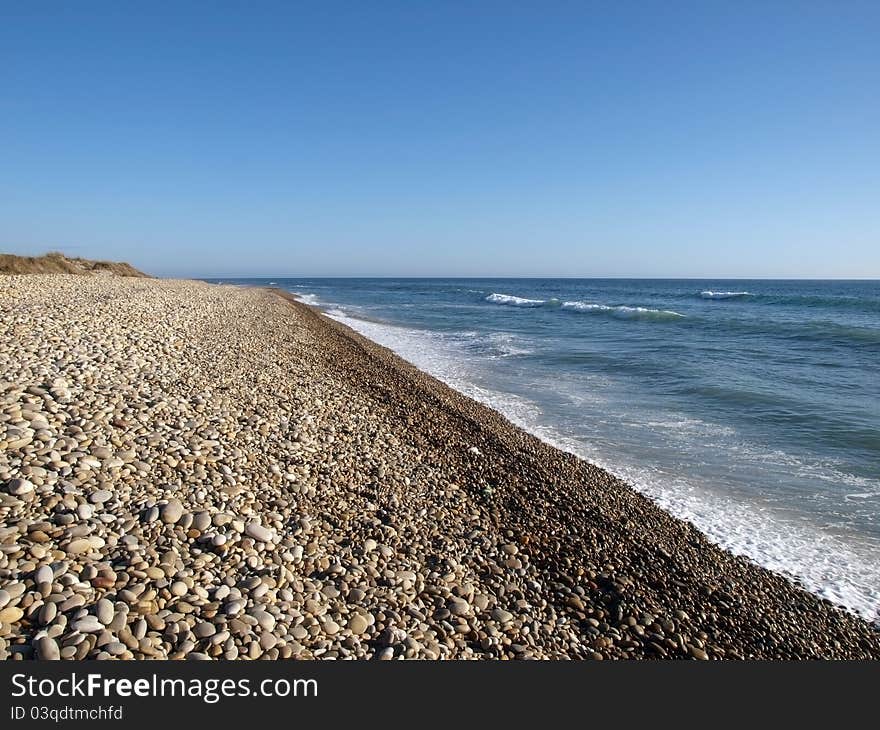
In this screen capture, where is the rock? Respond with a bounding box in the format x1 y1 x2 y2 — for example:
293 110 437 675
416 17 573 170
0 606 24 624
447 598 470 617
244 522 275 543
96 598 114 625
160 500 184 524
194 622 216 639
5 478 35 496
90 489 112 504
348 614 369 635
34 565 54 584
491 608 514 624
4 583 25 600
249 609 275 631
38 602 57 625
65 538 93 555
34 636 60 660
72 616 104 633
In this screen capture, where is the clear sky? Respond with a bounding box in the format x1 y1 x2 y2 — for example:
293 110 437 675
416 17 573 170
2 1 878 278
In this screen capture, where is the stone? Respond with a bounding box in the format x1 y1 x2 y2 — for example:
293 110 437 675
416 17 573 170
447 598 470 616
72 616 105 633
348 614 369 635
96 598 114 625
193 622 216 639
66 538 93 555
34 636 60 660
34 565 54 585
245 522 275 543
491 608 514 624
161 500 184 524
38 602 57 625
5 478 35 496
0 606 24 624
249 609 275 631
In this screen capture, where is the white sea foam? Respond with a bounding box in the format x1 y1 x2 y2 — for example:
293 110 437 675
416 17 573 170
291 291 322 307
485 332 533 358
485 293 685 320
562 301 685 320
701 290 753 299
485 292 546 307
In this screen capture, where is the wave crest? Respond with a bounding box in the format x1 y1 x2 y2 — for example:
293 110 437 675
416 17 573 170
562 301 685 321
700 290 753 299
485 292 546 307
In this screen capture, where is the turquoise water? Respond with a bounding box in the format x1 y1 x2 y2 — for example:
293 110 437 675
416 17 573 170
215 278 880 620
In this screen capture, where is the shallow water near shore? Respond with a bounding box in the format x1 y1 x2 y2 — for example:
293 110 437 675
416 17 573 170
213 278 880 621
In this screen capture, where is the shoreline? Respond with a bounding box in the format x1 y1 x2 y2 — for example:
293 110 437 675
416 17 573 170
300 287 880 621
271 288 880 656
0 275 877 659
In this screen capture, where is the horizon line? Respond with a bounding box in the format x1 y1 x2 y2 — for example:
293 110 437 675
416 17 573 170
180 274 880 281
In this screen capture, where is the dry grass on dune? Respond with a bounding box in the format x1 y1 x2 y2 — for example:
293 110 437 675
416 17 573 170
0 251 148 278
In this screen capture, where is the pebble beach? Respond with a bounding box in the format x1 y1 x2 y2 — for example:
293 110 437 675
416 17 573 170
1 275 878 660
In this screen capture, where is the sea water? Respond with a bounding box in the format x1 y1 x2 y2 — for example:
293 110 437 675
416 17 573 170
212 278 880 622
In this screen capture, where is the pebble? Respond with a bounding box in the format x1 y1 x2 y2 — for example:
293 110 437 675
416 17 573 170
348 614 369 635
72 617 104 633
244 522 275 543
5 478 35 496
492 608 514 624
249 609 275 631
194 622 216 639
0 607 25 624
161 500 185 524
447 598 471 617
96 598 114 625
34 565 54 585
66 538 93 555
34 636 60 660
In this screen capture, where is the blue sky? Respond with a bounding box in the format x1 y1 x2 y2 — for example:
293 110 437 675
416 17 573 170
2 1 878 277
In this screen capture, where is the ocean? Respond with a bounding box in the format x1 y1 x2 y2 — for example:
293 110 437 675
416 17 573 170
212 277 880 622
